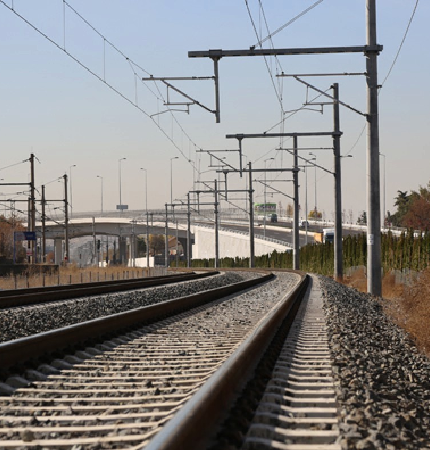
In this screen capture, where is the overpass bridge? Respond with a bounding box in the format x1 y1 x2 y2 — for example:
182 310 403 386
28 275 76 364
31 208 402 267
35 215 293 266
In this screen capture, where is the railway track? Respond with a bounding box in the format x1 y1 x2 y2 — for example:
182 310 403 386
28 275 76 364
0 270 303 449
241 277 341 449
0 271 217 309
0 270 271 369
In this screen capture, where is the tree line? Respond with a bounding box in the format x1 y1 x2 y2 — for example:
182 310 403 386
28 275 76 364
184 229 430 275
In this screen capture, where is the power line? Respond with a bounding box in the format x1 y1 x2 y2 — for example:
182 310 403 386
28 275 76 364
257 1 284 84
244 0 283 109
255 0 325 47
0 158 30 171
63 1 149 76
244 1 335 157
257 0 287 151
346 124 366 157
63 1 204 176
381 0 419 88
1 1 202 177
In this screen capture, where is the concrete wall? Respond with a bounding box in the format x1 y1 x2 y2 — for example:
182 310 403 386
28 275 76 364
192 226 290 259
128 256 155 268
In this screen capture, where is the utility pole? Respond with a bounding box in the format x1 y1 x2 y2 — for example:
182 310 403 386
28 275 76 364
263 157 274 238
30 153 36 262
366 0 382 295
146 211 150 272
165 203 169 268
248 162 255 268
292 137 299 270
27 197 31 263
131 221 135 268
333 83 343 281
187 193 191 268
214 179 219 268
63 174 69 264
175 221 179 268
380 152 386 227
69 164 76 219
305 166 308 244
92 217 96 266
41 185 46 263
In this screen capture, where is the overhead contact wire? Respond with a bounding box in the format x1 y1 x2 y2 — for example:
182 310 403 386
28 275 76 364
0 1 199 175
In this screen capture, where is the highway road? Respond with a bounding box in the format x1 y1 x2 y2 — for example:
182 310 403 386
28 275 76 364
217 220 363 248
217 221 310 248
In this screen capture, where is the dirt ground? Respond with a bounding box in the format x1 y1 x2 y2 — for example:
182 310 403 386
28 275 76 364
342 268 430 357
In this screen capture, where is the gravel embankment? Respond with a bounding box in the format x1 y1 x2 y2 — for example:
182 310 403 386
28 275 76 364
321 276 430 449
0 272 257 343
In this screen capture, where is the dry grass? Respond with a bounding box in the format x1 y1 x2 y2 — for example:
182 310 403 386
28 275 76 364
342 267 368 293
342 267 430 357
0 265 165 290
381 271 405 300
342 268 405 299
397 268 430 355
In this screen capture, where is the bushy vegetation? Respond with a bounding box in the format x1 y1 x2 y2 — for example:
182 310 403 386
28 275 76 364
0 215 26 262
389 181 430 230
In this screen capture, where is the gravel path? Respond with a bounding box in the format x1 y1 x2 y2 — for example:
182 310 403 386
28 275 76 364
0 272 256 343
321 276 430 449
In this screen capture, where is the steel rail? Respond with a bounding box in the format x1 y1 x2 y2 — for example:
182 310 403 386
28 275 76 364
144 270 309 450
0 271 205 297
0 271 274 371
0 271 217 308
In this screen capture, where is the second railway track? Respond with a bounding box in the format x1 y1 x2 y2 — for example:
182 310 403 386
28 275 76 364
0 271 218 309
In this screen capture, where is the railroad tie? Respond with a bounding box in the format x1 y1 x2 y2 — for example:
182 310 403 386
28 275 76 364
243 276 342 450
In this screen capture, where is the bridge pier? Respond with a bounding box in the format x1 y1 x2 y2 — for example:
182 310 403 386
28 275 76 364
119 237 126 265
54 239 63 265
128 235 139 266
178 237 191 262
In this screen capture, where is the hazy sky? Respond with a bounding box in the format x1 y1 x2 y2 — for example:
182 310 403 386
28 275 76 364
0 0 428 223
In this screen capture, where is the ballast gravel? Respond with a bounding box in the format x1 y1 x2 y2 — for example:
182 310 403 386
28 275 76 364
0 272 257 343
321 276 430 450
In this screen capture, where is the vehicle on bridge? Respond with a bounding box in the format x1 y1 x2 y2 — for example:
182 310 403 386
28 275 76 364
323 228 334 243
314 228 334 244
299 220 309 228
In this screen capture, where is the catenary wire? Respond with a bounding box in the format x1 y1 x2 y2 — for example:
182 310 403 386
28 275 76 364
255 0 325 47
0 1 200 176
380 0 419 89
244 0 284 109
63 1 204 175
0 158 30 172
